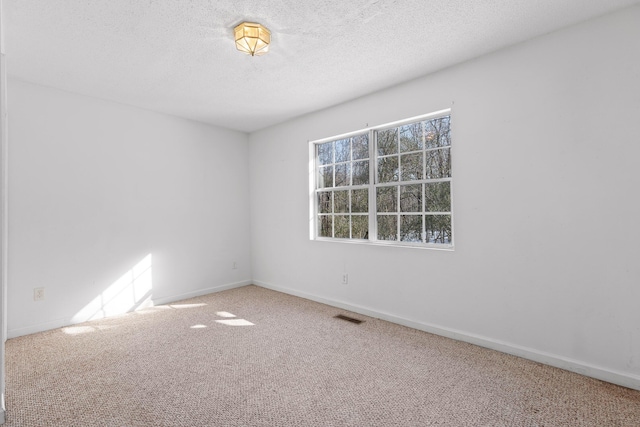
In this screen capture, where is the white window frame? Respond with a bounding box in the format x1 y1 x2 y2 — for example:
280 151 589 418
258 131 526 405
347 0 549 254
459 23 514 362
309 108 454 250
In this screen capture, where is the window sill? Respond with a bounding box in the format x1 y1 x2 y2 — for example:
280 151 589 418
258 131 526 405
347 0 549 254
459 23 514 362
312 237 454 251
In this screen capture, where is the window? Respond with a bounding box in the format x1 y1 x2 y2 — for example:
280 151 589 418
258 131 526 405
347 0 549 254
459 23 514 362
316 133 370 240
311 110 453 248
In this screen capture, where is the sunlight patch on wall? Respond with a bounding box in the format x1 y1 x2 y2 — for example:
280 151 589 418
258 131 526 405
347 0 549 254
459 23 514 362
71 254 153 324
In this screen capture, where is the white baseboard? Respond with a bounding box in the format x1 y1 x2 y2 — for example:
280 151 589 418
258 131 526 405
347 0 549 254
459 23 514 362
7 280 252 339
7 317 67 339
253 280 640 392
152 280 251 306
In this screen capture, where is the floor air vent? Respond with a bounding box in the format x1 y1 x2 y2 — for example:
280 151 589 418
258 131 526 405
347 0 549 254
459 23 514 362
334 314 364 324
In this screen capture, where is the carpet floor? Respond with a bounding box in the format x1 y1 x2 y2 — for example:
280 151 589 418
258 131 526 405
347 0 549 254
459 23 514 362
5 285 640 426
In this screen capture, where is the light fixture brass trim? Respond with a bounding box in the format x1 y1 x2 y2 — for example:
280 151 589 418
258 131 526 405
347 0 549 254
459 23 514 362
234 22 270 56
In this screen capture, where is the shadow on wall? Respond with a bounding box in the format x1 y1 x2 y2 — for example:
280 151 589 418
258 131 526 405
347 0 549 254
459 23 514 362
70 254 153 324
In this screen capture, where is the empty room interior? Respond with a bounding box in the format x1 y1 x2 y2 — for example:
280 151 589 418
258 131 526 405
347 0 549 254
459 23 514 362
0 0 639 425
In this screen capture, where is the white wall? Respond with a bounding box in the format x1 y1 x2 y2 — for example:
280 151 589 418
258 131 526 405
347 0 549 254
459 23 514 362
7 79 251 337
249 6 640 389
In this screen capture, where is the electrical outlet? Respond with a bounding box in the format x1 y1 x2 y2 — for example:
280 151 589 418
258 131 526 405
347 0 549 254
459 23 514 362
33 287 45 302
232 261 237 270
342 273 348 285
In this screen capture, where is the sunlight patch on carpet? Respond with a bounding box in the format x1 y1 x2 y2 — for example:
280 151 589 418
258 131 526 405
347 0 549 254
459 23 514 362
215 319 254 326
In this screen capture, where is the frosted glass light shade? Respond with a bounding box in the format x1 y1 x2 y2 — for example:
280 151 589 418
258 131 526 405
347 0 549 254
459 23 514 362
234 22 270 56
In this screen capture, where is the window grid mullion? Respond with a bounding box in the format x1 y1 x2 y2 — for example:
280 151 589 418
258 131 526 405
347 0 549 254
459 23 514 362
396 184 400 241
349 137 353 186
421 118 427 244
348 186 352 239
369 129 377 242
422 183 426 243
332 141 336 193
331 190 335 238
350 136 355 239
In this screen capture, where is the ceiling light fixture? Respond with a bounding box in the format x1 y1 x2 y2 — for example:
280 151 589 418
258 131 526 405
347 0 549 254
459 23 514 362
234 22 271 56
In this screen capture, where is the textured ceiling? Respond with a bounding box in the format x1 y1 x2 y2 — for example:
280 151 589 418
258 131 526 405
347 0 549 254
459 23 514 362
4 0 639 132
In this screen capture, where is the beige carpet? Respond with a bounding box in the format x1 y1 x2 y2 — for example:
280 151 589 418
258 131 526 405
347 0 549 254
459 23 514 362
5 285 640 426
